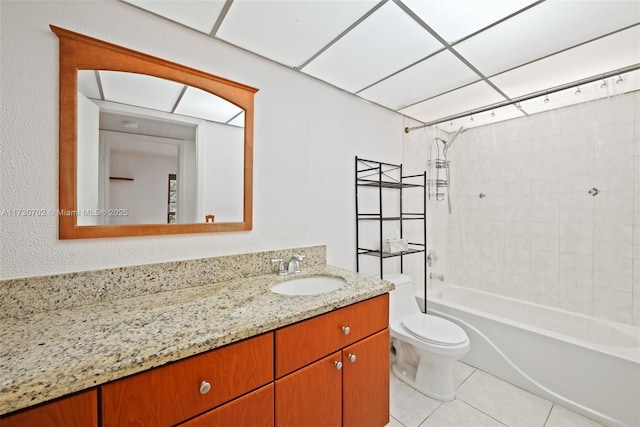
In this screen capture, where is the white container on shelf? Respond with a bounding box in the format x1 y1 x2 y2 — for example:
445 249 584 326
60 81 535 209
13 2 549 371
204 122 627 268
382 238 408 253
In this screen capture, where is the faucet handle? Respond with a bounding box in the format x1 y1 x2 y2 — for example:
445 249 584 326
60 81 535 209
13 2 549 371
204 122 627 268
271 258 287 276
289 254 305 273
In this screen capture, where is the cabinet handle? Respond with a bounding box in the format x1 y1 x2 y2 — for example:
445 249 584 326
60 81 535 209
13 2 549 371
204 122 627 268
341 326 351 335
347 353 357 363
199 381 212 395
334 361 343 370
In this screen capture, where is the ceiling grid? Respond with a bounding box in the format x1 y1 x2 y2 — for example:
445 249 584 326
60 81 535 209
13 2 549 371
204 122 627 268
121 0 640 132
391 0 514 107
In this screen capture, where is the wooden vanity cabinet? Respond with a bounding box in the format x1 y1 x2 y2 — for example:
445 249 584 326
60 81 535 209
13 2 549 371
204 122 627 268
101 332 273 427
275 294 390 427
2 294 389 427
0 389 97 427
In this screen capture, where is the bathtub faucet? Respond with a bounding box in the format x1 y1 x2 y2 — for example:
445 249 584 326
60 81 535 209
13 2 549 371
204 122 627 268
429 272 444 282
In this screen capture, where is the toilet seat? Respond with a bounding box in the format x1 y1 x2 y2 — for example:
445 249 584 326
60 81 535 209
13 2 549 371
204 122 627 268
401 313 467 346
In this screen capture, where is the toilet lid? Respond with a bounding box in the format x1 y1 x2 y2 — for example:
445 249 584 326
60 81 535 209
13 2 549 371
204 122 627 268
401 313 467 346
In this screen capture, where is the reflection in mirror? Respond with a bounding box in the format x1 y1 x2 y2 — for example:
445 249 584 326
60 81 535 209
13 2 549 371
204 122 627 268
52 25 257 238
76 71 244 226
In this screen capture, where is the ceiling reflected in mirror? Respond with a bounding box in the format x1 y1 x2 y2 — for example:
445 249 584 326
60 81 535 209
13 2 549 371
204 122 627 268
78 70 245 127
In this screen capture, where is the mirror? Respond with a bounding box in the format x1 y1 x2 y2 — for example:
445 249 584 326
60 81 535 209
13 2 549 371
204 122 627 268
52 25 257 238
76 71 245 226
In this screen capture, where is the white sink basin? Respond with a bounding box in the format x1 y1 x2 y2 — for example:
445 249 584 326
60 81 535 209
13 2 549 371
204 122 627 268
270 276 346 296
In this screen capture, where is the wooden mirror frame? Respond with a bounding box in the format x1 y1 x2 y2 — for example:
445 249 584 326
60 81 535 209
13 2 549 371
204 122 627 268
52 26 257 239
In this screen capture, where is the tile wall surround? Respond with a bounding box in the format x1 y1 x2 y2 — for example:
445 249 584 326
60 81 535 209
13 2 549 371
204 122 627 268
0 245 326 320
404 91 640 326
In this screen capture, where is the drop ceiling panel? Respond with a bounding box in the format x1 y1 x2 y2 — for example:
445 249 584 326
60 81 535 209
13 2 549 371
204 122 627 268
490 26 640 99
121 0 225 33
403 0 538 44
217 0 378 67
228 111 245 127
174 86 243 124
302 2 443 93
399 80 507 123
100 71 185 113
359 50 479 110
456 0 640 77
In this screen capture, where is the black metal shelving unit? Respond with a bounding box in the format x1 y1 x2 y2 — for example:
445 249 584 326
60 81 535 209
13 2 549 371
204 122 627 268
355 157 427 311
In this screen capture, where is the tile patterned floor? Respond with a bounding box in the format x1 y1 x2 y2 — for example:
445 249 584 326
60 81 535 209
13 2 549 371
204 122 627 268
388 362 604 427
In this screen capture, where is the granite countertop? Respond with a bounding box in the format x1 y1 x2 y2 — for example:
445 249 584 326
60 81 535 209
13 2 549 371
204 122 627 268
0 265 392 416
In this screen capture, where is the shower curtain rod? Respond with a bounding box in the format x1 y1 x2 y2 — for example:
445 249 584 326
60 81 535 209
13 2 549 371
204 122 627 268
404 63 640 133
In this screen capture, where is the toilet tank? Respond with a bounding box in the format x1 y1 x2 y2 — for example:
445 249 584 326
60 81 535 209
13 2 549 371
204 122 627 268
384 273 421 323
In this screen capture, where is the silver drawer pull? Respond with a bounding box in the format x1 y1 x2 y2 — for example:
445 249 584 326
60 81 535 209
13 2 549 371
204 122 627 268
347 353 357 363
199 380 211 395
341 326 351 335
334 361 343 370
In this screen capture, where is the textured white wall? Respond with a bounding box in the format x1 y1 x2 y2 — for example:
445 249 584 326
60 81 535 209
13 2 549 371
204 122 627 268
0 0 403 279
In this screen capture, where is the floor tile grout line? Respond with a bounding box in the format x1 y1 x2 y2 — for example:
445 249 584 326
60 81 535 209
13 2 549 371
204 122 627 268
465 365 562 405
456 365 478 389
456 398 511 426
389 369 443 427
542 404 554 426
415 401 443 427
415 367 499 427
389 414 406 427
457 367 557 426
420 398 444 427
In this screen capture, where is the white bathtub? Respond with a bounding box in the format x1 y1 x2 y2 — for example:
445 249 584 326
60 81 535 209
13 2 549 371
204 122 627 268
423 286 640 427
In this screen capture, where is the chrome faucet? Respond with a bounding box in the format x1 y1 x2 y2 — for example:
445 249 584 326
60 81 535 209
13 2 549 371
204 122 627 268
271 254 305 276
286 254 305 274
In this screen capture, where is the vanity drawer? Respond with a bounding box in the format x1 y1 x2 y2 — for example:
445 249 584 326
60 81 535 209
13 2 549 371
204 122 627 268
178 384 274 427
275 294 388 377
101 332 273 427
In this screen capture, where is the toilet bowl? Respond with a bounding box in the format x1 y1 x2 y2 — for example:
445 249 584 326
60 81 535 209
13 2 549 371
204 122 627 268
385 273 470 401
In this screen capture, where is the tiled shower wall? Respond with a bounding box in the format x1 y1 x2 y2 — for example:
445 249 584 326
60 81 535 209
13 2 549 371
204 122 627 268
404 90 640 326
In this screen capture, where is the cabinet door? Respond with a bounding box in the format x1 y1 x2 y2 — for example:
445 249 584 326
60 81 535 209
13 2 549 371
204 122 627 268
0 390 97 427
101 333 273 427
275 294 388 377
343 329 390 427
178 384 274 427
275 351 342 427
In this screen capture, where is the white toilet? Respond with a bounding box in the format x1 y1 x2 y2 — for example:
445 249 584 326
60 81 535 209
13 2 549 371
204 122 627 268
385 273 470 401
